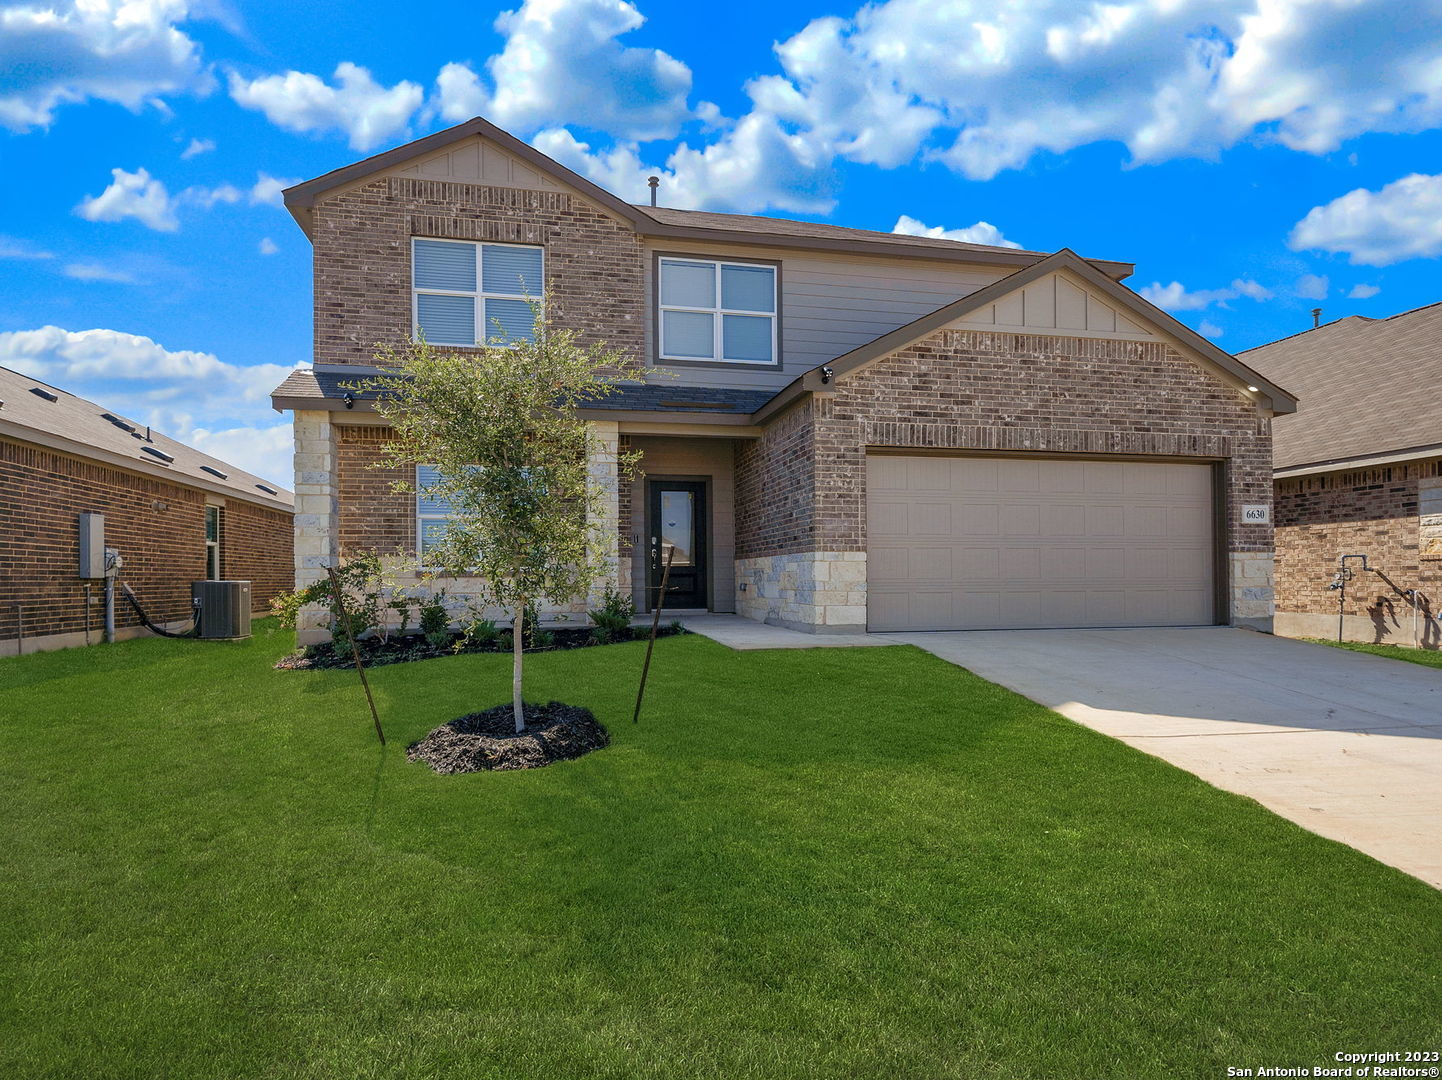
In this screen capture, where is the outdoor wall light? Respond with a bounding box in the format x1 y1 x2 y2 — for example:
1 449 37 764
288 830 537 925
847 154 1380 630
819 365 834 384
343 392 356 409
1247 384 1260 392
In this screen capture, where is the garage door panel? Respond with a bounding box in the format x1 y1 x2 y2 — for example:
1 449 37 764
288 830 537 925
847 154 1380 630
867 455 1216 631
1000 546 1041 580
1000 504 1040 536
957 504 1000 536
912 502 952 535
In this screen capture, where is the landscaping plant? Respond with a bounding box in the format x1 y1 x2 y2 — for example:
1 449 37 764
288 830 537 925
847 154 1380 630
588 586 636 644
360 297 642 732
270 551 384 654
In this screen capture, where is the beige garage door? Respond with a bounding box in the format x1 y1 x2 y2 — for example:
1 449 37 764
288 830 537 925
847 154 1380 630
866 454 1216 631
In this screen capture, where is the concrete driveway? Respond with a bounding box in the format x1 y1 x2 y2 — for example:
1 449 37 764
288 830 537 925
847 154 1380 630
890 628 1442 888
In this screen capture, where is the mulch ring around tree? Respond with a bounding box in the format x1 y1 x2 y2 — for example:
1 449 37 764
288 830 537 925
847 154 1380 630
407 702 609 774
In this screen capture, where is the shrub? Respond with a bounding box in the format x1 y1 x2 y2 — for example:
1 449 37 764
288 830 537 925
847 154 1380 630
388 596 413 637
530 629 556 650
588 587 636 643
270 552 383 654
419 591 451 650
462 617 500 649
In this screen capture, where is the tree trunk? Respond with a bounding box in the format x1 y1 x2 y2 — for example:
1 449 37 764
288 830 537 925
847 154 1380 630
512 600 525 733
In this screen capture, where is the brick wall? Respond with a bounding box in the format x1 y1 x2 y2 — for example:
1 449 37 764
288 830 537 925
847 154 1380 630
312 177 645 367
335 424 412 555
734 399 816 560
1274 460 1442 642
737 331 1271 560
0 437 292 646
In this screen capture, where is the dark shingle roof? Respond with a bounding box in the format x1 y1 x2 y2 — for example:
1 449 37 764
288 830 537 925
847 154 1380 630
638 205 1048 260
271 368 774 416
0 365 293 508
1240 302 1442 471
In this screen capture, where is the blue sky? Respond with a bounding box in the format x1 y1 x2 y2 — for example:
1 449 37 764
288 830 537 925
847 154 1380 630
3 0 1440 486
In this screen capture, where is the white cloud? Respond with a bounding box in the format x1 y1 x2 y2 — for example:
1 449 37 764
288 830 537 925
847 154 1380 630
1348 283 1381 299
258 237 278 255
0 236 55 260
1295 273 1330 300
0 0 208 132
1199 319 1224 339
1289 172 1442 267
1138 278 1273 311
184 182 243 208
74 168 297 232
0 326 297 485
64 263 136 283
180 137 215 159
534 114 837 214
75 167 179 231
892 214 1021 249
738 0 1442 182
228 62 424 151
433 0 692 140
248 172 298 207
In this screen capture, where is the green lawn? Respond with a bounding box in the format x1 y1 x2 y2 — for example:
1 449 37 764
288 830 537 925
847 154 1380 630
1305 636 1442 670
2 623 1438 1079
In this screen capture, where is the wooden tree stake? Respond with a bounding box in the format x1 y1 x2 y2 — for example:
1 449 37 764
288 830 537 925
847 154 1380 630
326 565 386 746
633 544 676 725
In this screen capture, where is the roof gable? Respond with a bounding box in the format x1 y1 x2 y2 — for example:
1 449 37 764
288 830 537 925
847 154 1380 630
754 249 1297 423
281 116 1132 278
951 268 1157 339
390 134 567 193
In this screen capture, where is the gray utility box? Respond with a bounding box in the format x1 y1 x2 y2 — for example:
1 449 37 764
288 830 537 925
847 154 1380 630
191 580 252 639
78 513 105 578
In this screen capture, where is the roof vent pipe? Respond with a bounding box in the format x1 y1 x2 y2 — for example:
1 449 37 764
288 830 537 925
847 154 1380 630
1311 307 1322 328
647 176 659 207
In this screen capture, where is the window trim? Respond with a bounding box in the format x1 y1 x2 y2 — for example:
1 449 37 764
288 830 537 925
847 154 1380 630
204 505 222 580
653 252 782 368
411 237 545 348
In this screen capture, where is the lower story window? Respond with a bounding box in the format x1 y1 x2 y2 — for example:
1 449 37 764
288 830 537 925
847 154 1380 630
416 465 453 558
205 506 222 579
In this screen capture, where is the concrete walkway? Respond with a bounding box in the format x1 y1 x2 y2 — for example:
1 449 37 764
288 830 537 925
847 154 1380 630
682 616 1442 888
677 613 893 649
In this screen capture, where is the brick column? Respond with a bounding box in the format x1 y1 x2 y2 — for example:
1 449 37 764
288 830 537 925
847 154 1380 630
292 410 339 644
587 420 622 604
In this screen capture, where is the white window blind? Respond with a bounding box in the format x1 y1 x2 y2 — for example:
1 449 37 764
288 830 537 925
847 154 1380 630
413 239 543 347
416 465 453 557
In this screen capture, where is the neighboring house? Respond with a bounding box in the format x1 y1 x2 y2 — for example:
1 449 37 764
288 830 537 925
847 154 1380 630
0 365 294 653
270 115 1295 645
1240 302 1442 648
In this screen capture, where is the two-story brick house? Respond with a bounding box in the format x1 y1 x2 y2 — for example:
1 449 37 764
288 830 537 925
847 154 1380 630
270 116 1296 644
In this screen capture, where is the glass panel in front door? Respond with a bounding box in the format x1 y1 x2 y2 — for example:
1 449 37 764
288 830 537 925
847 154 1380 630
660 491 694 565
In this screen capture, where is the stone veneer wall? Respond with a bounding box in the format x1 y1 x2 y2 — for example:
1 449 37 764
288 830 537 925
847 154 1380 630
733 329 1275 632
293 411 624 644
312 177 645 368
1273 460 1442 647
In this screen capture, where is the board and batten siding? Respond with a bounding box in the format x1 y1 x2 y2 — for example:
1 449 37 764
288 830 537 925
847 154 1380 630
641 239 1014 391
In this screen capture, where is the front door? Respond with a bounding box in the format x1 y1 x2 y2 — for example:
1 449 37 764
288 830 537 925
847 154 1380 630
648 481 708 609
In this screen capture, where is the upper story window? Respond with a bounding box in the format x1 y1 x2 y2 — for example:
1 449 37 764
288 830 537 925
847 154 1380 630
412 238 543 347
658 257 777 365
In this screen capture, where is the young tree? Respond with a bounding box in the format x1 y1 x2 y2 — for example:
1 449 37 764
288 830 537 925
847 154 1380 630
360 302 641 733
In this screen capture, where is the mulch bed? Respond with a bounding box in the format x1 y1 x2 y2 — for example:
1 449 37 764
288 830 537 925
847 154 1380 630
407 702 609 773
274 624 685 671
